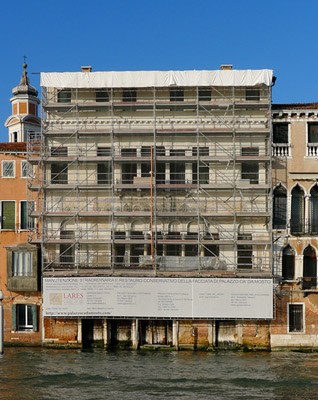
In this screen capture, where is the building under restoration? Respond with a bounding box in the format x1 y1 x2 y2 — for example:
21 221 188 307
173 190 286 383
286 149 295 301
27 66 274 348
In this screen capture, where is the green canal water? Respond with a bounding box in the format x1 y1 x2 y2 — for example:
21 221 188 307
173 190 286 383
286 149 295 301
1 348 318 399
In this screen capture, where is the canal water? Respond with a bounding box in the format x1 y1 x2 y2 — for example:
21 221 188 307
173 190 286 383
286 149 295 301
1 348 318 400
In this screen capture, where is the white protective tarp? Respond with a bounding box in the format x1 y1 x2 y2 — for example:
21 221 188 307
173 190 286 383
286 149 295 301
40 69 273 89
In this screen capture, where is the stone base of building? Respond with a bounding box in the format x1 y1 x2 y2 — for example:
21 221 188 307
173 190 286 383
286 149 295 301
42 318 271 350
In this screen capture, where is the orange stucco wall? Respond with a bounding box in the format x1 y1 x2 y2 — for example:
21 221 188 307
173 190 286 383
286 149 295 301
0 152 42 344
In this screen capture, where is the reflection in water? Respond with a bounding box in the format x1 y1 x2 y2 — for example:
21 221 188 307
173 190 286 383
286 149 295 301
1 348 318 399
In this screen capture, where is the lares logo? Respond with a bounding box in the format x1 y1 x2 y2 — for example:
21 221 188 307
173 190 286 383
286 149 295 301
63 293 84 299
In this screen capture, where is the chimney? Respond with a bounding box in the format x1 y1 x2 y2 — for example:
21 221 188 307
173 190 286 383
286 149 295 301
81 66 92 72
220 65 233 70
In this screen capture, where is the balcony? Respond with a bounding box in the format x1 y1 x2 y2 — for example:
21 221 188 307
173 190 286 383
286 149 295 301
307 143 318 157
272 143 290 157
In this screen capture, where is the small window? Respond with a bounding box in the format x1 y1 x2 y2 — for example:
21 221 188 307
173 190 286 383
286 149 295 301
198 89 211 101
20 201 35 230
192 147 209 156
2 201 15 230
50 147 67 157
121 148 137 157
12 132 18 142
13 304 37 331
12 251 32 277
97 147 111 156
273 124 288 144
288 304 304 333
96 89 109 102
155 146 165 157
245 88 260 101
2 160 15 178
21 161 28 178
122 88 136 102
141 146 152 157
170 88 184 102
57 89 71 103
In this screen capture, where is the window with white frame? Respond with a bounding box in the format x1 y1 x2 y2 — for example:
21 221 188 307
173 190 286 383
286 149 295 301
307 124 318 156
21 161 28 178
2 160 15 178
288 304 304 333
20 201 35 230
13 304 37 331
12 251 32 277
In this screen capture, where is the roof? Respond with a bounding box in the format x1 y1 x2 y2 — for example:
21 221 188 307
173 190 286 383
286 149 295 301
41 69 274 89
12 64 38 97
272 102 318 110
0 142 27 152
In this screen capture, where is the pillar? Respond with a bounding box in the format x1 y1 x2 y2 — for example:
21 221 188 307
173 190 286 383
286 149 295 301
77 318 82 344
172 319 179 350
207 320 214 348
132 319 139 349
103 319 110 347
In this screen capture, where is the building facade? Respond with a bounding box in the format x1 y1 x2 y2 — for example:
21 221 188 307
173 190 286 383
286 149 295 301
27 66 274 348
271 103 318 349
0 65 41 345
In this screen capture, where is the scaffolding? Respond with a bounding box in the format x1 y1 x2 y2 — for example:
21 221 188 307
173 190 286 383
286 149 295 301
27 73 273 276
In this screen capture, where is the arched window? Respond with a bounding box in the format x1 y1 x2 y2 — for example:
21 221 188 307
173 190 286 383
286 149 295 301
291 185 305 234
310 185 318 234
273 185 287 229
282 245 294 280
303 245 317 289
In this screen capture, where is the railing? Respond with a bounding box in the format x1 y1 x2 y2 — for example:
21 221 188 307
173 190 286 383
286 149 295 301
28 142 271 159
43 86 270 107
43 254 271 272
307 143 318 157
272 143 290 157
290 219 318 235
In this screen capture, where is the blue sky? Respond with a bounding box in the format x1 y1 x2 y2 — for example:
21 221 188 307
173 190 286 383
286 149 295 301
1 0 317 141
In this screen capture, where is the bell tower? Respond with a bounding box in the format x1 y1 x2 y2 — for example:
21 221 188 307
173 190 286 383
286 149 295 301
4 63 40 142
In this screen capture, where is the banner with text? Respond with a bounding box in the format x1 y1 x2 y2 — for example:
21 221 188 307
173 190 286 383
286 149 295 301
43 277 273 319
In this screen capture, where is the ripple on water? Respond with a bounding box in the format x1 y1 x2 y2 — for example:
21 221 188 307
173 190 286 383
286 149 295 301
1 349 318 399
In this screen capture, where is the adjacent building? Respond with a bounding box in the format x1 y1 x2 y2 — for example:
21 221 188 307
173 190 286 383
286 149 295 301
27 66 275 348
271 103 318 349
1 64 41 344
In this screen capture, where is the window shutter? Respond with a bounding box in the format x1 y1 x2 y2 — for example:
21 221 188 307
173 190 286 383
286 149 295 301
2 202 15 230
32 305 38 332
21 202 27 229
12 304 17 331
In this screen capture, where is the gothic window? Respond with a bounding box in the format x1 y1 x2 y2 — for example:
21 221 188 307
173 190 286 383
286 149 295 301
310 185 318 234
291 185 305 234
303 245 317 289
282 245 294 280
273 185 287 229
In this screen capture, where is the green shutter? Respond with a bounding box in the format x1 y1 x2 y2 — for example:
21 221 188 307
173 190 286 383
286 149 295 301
2 202 15 230
32 305 38 332
12 304 17 331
